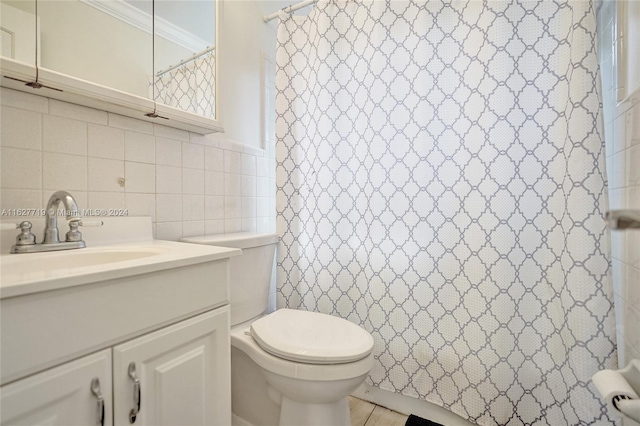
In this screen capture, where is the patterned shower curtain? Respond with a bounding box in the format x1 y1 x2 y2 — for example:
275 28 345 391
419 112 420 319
153 49 216 118
275 1 618 425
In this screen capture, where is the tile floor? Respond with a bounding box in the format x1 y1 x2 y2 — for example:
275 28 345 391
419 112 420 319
350 396 409 426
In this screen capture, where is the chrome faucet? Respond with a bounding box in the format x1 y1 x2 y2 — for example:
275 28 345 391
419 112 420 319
9 191 102 254
44 190 80 243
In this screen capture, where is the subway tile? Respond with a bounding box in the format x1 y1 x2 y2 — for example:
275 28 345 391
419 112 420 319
156 194 182 222
257 197 271 217
613 116 626 153
125 162 155 193
205 147 224 171
628 102 640 148
224 173 242 196
50 99 106 125
182 142 205 169
1 148 41 189
242 197 256 218
156 137 182 166
626 228 640 268
257 177 270 197
224 196 241 219
124 131 155 164
625 304 640 353
205 171 224 196
224 218 242 233
628 186 640 210
108 113 153 134
627 145 640 187
1 88 48 113
242 175 256 197
205 219 224 235
43 115 87 156
183 194 205 221
1 106 41 150
88 124 124 160
205 196 224 220
243 146 264 157
182 168 205 195
604 116 614 157
190 132 218 147
256 216 272 233
43 152 87 190
257 156 270 177
0 189 42 210
242 218 257 232
154 123 189 141
625 264 640 310
88 158 124 192
242 153 257 176
156 221 182 241
88 191 125 211
125 193 156 221
156 165 182 194
611 151 625 189
611 228 626 261
219 138 244 153
182 220 205 238
224 150 242 173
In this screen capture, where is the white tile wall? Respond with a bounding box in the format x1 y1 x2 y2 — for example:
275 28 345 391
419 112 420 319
598 1 640 370
0 88 277 241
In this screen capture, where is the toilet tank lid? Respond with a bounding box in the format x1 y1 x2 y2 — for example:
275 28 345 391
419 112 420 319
181 232 279 249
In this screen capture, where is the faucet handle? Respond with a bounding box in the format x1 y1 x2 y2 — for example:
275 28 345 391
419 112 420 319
15 221 36 246
65 218 104 242
68 218 104 227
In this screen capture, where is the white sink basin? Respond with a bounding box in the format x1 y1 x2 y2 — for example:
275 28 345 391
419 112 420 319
2 246 168 274
0 240 241 299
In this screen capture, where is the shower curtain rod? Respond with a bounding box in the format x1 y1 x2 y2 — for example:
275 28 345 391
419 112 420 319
263 0 317 22
156 45 216 77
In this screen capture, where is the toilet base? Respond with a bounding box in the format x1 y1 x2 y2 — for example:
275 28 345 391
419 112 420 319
279 396 350 426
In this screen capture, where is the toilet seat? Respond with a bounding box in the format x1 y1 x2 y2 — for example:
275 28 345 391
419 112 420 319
250 309 374 365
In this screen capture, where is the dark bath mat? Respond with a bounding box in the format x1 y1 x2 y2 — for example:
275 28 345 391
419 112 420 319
405 414 444 426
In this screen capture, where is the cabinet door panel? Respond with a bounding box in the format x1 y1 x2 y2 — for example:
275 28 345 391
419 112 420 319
113 307 230 426
0 349 112 426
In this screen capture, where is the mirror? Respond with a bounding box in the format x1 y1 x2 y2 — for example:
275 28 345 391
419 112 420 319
35 0 153 98
153 0 216 119
0 0 218 128
1 0 38 68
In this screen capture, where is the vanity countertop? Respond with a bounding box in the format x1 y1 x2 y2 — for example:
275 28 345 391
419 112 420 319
0 216 241 299
0 240 240 299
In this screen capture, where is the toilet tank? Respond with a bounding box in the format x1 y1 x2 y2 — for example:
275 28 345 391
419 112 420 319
182 233 279 326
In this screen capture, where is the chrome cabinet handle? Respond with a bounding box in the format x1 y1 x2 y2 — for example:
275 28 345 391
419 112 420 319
128 362 141 423
90 378 105 426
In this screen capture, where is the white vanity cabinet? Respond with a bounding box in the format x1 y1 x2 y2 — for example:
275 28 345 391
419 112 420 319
0 233 240 426
113 308 230 426
0 349 113 426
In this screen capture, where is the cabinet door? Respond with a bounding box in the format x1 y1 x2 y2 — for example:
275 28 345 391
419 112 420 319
0 349 112 426
113 307 230 426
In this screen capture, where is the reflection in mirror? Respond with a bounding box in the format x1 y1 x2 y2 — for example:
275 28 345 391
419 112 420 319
35 0 153 97
1 0 38 67
152 0 216 119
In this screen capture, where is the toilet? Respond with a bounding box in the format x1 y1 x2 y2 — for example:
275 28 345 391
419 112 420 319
181 233 374 426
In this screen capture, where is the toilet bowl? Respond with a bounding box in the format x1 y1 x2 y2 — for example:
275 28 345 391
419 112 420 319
182 233 374 426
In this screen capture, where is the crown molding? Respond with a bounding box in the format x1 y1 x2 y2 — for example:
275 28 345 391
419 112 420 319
80 0 210 52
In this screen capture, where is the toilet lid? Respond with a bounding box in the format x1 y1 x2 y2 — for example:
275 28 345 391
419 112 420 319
250 309 374 365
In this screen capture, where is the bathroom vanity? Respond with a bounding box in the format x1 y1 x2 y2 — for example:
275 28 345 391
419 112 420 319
0 217 240 425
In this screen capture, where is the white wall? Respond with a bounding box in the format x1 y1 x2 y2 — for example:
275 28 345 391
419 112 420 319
218 0 298 148
598 1 640 370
